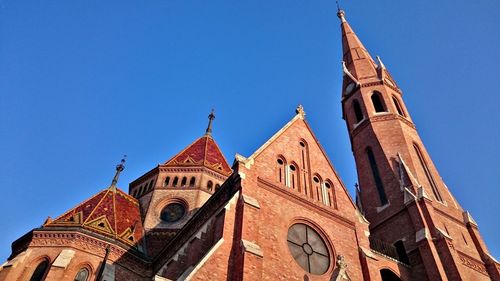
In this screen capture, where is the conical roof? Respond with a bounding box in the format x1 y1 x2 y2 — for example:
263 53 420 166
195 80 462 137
45 187 145 247
164 135 232 176
338 9 379 81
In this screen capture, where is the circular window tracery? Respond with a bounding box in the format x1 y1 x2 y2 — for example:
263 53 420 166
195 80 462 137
287 223 330 275
160 203 186 223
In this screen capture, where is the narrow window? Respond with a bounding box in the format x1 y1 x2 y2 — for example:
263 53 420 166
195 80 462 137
371 92 386 113
139 185 144 196
323 182 332 206
413 144 443 202
394 240 410 264
215 184 220 191
367 148 388 205
299 141 309 194
462 233 468 245
277 158 285 183
148 180 154 191
29 259 49 281
207 180 213 191
300 141 306 169
313 176 321 202
289 165 298 189
172 176 179 187
392 96 405 116
74 268 90 281
353 100 364 123
164 176 170 187
181 177 187 186
189 177 196 187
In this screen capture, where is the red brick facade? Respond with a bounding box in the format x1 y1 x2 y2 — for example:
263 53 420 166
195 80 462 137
1 8 498 281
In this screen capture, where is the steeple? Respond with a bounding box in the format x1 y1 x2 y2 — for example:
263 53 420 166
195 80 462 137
110 155 126 187
205 109 215 136
337 9 379 82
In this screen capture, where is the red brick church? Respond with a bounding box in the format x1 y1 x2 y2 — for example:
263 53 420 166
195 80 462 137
1 9 498 281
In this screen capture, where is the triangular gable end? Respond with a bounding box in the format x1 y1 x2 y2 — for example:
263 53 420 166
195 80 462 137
245 110 357 211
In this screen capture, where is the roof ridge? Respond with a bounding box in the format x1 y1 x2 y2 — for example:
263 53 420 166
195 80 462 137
83 188 111 225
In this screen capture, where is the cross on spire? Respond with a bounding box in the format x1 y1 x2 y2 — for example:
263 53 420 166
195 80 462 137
205 109 216 136
111 155 126 187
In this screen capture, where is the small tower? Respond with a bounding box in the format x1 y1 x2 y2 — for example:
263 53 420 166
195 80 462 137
338 9 499 281
129 110 232 257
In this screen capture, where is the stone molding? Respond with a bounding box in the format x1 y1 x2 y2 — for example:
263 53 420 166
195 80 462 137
458 251 488 276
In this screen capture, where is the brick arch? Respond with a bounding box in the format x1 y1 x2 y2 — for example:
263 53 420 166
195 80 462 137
155 197 189 220
276 155 288 185
324 179 337 209
380 267 403 281
22 255 51 281
312 173 323 202
71 262 95 281
288 161 300 191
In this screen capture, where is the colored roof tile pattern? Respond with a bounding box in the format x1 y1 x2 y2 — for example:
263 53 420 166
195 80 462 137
45 187 144 247
164 135 232 176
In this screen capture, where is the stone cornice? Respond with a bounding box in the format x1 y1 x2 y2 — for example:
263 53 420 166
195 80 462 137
433 208 466 227
457 250 489 276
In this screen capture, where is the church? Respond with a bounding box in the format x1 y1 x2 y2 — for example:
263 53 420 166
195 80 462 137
0 8 498 281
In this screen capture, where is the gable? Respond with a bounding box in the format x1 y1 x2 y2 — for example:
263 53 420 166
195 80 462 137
247 113 357 217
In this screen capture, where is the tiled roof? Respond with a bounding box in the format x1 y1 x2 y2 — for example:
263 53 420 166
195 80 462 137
45 187 144 247
164 135 232 176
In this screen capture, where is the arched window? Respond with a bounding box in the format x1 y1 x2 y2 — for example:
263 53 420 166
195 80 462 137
172 176 179 187
353 100 364 123
371 92 386 113
207 180 213 191
215 184 221 191
74 268 90 281
138 185 144 197
313 175 321 201
147 180 154 191
277 157 286 184
164 176 170 187
413 144 443 202
29 259 49 281
323 182 332 207
394 240 410 264
289 164 298 190
299 140 309 194
367 148 388 205
189 177 196 187
392 96 405 116
181 177 187 187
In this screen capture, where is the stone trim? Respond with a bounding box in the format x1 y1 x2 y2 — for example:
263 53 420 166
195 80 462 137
240 240 263 258
52 249 75 268
457 251 488 276
242 195 260 209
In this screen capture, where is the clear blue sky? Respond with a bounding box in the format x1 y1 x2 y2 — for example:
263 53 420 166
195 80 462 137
1 0 499 261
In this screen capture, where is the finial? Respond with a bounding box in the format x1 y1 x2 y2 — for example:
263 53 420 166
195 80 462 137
111 155 126 187
336 1 346 22
205 109 215 136
376 56 386 69
296 104 306 119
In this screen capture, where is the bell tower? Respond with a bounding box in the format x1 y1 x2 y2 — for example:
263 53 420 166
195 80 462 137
338 9 499 281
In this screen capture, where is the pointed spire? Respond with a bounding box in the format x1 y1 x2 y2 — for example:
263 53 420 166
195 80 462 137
338 9 379 81
205 109 215 136
110 155 126 187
